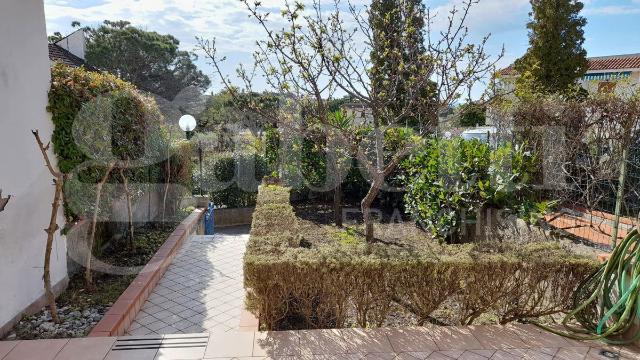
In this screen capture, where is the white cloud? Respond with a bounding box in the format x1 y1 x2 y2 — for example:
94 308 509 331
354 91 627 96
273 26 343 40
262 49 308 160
44 0 529 96
45 0 530 53
584 0 640 15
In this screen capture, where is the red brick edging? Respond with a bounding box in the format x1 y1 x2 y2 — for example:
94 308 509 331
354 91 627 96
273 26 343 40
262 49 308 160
88 209 205 337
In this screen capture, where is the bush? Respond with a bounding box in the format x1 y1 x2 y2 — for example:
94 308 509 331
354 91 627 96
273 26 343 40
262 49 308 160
401 138 546 243
244 185 599 330
458 103 487 127
193 152 270 208
48 64 170 222
49 63 135 173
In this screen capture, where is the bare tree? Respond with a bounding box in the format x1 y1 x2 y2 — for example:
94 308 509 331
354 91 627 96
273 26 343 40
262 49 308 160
200 0 502 241
32 130 62 323
119 160 135 249
85 161 115 289
198 0 349 226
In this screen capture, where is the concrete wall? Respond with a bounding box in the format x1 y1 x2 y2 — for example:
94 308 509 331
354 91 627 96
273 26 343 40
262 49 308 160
0 0 68 336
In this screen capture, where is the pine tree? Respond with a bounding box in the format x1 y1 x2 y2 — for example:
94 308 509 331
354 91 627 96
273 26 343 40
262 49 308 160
370 0 404 118
370 0 437 130
515 0 588 94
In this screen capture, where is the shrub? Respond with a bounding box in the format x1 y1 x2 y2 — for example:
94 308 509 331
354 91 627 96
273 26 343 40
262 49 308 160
244 185 599 330
401 138 546 243
193 152 270 208
458 103 487 127
49 63 135 173
48 64 170 222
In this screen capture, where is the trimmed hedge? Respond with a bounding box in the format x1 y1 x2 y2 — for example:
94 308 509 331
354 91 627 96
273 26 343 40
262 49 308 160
244 185 600 330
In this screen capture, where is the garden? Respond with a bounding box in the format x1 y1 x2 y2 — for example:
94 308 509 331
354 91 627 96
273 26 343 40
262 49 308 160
242 138 601 330
4 64 194 340
5 0 640 346
189 0 639 342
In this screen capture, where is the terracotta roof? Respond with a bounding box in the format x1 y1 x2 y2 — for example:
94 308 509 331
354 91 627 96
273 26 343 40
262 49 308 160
498 53 640 76
499 64 517 76
48 43 97 71
587 54 640 71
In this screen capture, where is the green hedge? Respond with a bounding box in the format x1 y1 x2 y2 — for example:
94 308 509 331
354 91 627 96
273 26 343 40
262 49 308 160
244 185 600 330
48 64 190 222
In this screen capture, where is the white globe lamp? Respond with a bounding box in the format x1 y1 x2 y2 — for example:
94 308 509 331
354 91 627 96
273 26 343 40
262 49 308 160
179 114 197 133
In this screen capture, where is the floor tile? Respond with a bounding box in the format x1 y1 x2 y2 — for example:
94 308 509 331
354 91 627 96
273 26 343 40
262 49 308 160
507 324 571 349
490 348 528 360
469 326 529 350
299 329 350 355
462 349 495 359
426 351 460 360
522 347 555 359
554 347 590 360
104 348 159 360
428 326 483 351
362 353 397 360
154 334 209 360
204 330 255 358
341 328 395 354
0 341 19 359
3 339 68 360
253 330 300 357
438 350 465 359
395 352 434 360
127 229 250 335
386 328 439 353
54 337 116 360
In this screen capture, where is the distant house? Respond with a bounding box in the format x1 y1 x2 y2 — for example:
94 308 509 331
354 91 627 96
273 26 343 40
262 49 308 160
579 54 640 94
342 102 373 125
48 29 97 70
498 53 640 96
489 53 640 128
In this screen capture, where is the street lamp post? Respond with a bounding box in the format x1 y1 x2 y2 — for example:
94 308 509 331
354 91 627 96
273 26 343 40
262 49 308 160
179 114 204 196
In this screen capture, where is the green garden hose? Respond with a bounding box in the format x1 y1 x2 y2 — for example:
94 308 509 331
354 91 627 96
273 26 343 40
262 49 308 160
533 228 640 344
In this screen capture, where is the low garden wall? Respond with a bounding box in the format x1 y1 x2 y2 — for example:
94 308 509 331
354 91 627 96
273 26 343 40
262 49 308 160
244 185 601 330
214 207 254 227
88 208 204 337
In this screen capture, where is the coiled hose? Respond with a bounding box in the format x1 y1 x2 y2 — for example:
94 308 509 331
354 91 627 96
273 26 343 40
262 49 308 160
533 228 640 344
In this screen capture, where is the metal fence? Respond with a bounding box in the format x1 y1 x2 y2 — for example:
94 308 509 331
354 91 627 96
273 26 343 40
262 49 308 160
541 131 640 249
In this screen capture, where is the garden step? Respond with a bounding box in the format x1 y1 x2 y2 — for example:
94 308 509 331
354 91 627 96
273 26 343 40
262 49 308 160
0 326 638 359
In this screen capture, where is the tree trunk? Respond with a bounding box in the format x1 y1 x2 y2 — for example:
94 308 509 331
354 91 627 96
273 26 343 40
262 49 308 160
334 181 343 227
361 179 382 242
44 178 63 323
32 130 62 323
85 162 115 289
162 128 172 224
119 165 134 250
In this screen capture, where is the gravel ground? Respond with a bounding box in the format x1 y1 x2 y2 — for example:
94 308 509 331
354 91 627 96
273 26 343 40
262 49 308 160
5 305 107 340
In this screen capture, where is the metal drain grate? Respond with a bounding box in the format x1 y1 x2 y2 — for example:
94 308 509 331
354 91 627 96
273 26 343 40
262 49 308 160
112 334 209 351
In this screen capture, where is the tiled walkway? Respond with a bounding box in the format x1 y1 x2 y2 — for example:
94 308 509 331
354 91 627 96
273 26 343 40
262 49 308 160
1 325 639 360
127 227 251 335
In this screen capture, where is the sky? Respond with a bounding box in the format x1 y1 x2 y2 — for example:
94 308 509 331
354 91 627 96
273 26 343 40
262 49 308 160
43 0 640 97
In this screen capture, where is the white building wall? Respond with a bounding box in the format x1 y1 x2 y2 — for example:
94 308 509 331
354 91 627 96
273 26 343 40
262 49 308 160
55 29 86 60
0 0 68 335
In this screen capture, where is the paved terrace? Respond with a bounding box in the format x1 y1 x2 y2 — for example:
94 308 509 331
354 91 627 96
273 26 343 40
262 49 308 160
0 324 639 359
126 228 254 335
2 225 639 359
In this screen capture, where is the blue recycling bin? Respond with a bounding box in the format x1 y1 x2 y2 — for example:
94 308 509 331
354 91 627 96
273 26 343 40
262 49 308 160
204 203 215 235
